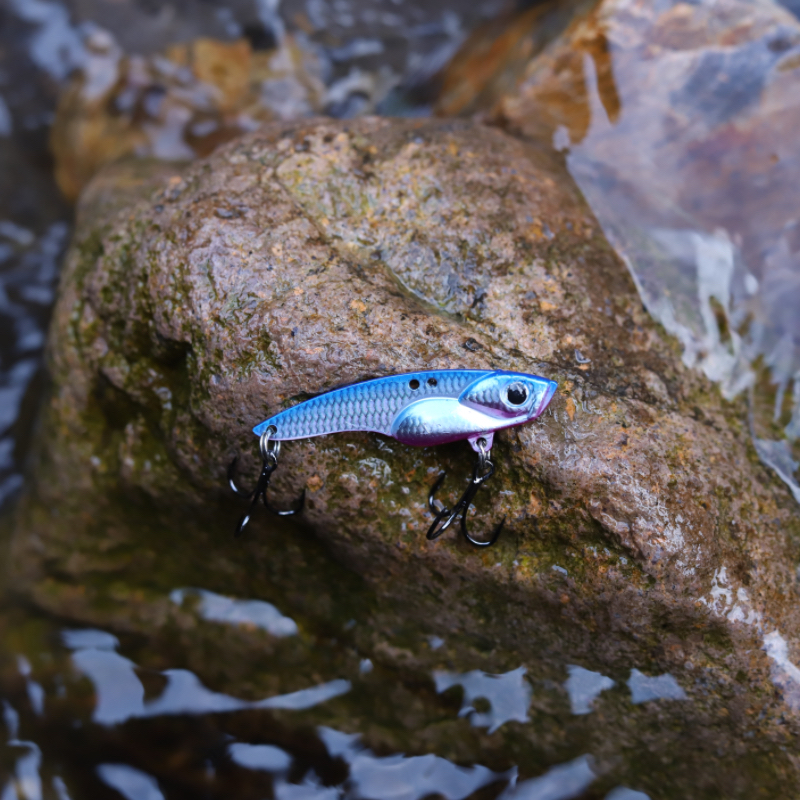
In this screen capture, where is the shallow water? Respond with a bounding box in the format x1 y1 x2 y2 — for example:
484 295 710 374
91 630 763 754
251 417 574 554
2 0 800 798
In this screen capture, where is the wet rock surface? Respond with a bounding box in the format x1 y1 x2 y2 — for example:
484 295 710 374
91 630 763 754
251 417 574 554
6 115 800 795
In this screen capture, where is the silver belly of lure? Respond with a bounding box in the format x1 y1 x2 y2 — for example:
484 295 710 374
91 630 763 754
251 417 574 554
229 369 557 547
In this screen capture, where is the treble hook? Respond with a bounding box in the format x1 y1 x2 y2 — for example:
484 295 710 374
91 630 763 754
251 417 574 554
228 426 305 537
426 438 505 547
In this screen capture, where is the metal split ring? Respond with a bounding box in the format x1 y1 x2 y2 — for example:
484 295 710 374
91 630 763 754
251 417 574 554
259 426 281 465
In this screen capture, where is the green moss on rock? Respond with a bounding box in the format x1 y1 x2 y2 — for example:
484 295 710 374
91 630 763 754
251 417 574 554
7 118 800 797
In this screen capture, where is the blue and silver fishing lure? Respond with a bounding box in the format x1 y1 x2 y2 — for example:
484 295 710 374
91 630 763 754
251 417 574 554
229 369 557 547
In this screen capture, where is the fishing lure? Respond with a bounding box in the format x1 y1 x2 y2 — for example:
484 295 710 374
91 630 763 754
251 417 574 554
229 369 557 547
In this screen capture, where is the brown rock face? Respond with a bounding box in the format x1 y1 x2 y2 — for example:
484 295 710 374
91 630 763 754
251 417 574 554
10 117 800 795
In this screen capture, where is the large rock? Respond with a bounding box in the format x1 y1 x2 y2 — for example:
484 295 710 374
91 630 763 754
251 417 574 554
9 116 800 796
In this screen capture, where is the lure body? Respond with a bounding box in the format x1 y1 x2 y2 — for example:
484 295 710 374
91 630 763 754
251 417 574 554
253 370 557 451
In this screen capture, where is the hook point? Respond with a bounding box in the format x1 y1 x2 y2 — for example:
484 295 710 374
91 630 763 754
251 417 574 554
425 449 503 547
229 432 303 536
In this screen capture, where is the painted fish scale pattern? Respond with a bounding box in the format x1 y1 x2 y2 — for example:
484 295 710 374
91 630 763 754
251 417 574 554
263 370 489 440
466 386 497 408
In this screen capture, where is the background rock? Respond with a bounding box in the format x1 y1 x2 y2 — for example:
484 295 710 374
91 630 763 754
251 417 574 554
7 116 800 796
51 33 326 202
439 0 800 503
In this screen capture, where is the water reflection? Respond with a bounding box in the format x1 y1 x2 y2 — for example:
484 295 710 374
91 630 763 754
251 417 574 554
433 666 531 733
3 621 523 798
274 778 339 800
605 790 650 800
64 626 351 725
347 751 506 800
1 0 784 796
0 221 69 508
2 701 43 800
16 657 44 717
317 725 511 800
0 603 687 799
52 776 70 800
9 0 87 82
97 763 164 800
563 665 615 715
626 671 687 705
228 741 292 773
501 755 594 800
762 630 800 711
0 97 11 136
170 587 299 637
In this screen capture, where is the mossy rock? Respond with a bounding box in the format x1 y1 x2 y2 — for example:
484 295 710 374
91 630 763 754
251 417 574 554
7 117 800 797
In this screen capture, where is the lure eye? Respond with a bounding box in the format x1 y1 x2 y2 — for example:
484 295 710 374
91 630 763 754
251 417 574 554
409 379 420 390
506 383 528 406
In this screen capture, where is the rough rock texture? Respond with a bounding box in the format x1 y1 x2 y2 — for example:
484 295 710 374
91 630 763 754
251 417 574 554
9 116 800 796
